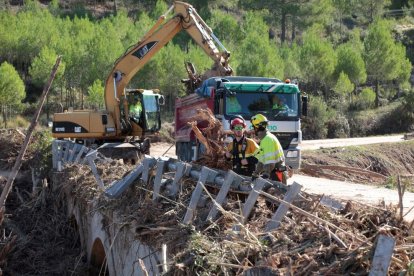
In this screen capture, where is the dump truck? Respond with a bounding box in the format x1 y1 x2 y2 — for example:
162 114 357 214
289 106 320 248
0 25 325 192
52 1 232 157
175 77 308 169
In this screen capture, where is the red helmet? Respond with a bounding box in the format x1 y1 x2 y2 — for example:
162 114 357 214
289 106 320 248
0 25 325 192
230 118 246 129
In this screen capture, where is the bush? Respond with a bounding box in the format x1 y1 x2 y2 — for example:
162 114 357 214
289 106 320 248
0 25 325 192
302 96 334 139
350 87 375 110
348 101 407 136
4 115 29 129
327 114 350 138
348 111 378 136
28 129 53 178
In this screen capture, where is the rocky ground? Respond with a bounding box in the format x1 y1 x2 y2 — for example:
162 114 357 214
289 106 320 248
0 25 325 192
0 129 413 274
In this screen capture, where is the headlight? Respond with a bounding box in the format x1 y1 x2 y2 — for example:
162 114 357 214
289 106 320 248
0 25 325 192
286 150 298 158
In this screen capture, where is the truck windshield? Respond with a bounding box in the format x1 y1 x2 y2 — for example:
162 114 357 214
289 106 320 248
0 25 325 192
225 92 299 119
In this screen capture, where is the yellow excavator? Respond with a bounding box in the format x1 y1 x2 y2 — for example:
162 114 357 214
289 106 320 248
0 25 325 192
52 1 233 158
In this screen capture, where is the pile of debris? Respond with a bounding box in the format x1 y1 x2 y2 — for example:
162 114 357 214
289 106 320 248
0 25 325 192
58 159 414 275
0 129 88 274
1 120 414 274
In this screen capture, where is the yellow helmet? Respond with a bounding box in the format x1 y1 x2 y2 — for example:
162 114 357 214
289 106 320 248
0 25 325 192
250 114 268 128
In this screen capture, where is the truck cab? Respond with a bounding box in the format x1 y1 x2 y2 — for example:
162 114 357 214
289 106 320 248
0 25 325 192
175 76 307 169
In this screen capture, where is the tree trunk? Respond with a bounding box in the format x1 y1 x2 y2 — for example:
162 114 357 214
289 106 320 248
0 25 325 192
375 79 380 107
2 107 7 129
81 89 84 109
291 17 296 43
281 11 286 43
46 94 49 123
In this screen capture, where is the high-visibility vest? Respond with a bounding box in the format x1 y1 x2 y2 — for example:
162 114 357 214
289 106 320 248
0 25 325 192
227 136 259 160
129 103 142 116
254 132 285 165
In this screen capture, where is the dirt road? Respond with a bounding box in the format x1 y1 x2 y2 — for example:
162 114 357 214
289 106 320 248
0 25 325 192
151 134 406 158
289 174 414 222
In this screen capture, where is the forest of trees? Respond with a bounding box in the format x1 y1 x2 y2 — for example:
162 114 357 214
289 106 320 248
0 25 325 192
1 0 414 138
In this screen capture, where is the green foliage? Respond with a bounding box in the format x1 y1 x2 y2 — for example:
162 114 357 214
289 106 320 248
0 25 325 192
149 0 168 19
29 129 53 177
364 19 409 82
0 62 25 106
334 41 366 85
235 11 284 77
5 115 29 128
348 108 379 136
349 101 405 136
356 0 391 23
29 47 65 89
363 19 411 106
280 43 301 79
208 9 243 43
327 114 350 138
302 96 334 139
348 87 376 111
86 79 104 109
0 1 413 136
299 25 337 85
334 72 354 97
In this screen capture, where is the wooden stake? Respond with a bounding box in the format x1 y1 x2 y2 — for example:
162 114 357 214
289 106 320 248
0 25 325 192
0 56 61 225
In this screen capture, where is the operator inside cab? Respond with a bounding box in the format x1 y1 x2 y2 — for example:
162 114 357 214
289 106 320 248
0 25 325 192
272 95 289 111
129 95 143 125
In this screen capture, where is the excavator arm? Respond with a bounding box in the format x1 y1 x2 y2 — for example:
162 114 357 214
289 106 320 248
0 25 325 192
105 1 233 136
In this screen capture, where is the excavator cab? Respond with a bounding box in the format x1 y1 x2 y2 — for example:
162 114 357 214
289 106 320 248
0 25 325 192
125 89 164 135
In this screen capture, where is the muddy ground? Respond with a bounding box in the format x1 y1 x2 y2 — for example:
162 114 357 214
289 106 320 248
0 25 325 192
0 130 413 274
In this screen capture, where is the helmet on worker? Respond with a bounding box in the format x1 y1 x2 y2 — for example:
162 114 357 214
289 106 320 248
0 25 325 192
230 117 246 130
251 114 268 129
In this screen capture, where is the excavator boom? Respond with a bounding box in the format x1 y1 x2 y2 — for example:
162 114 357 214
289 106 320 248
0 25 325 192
52 1 232 160
106 1 233 136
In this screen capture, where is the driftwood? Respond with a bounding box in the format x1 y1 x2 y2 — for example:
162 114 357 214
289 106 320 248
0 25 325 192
0 56 61 225
259 190 368 244
187 108 231 170
301 163 387 181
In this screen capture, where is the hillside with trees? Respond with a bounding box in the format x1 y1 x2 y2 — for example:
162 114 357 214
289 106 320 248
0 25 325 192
1 0 414 138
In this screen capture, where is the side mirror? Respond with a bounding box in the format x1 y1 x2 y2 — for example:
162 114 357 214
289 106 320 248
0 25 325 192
158 95 165 106
301 95 308 117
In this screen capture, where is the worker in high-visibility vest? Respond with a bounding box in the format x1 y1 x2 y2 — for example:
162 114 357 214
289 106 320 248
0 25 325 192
129 96 143 124
225 117 259 176
250 114 287 184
